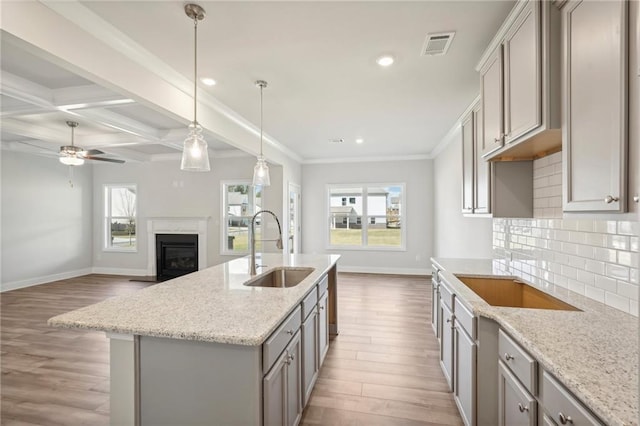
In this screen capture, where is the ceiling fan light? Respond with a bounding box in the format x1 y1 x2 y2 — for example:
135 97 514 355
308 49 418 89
252 155 270 186
181 123 210 171
60 156 84 166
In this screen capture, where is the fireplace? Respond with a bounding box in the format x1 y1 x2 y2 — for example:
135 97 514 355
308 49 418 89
156 234 198 281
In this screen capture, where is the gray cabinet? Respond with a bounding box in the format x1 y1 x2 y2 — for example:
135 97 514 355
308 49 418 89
478 0 561 161
461 101 492 215
301 306 318 405
498 361 537 426
541 371 604 426
431 266 441 340
453 322 476 426
562 0 628 212
318 290 329 365
440 301 454 391
264 330 302 426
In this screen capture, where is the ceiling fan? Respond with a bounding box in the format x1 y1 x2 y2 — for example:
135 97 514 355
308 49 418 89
59 121 125 165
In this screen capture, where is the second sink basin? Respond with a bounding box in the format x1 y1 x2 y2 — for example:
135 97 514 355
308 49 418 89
244 267 315 288
455 276 580 311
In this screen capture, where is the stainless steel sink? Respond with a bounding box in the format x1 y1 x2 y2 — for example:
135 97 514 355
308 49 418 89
244 267 315 288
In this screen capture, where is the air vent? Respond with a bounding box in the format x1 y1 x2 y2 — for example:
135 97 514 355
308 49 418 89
329 138 344 144
421 31 455 56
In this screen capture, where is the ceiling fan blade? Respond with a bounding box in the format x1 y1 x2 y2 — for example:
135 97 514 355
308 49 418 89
82 149 104 156
84 156 125 164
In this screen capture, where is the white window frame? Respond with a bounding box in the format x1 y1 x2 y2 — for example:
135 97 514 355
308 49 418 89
221 181 263 256
104 184 137 253
326 183 406 252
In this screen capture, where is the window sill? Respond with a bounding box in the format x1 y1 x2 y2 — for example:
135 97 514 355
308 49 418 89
326 245 407 252
103 248 138 253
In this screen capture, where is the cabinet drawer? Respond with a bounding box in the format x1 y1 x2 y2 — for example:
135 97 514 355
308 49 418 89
440 279 454 310
499 361 537 426
317 275 328 297
498 329 537 394
301 287 318 320
263 306 302 373
542 370 604 426
454 297 475 339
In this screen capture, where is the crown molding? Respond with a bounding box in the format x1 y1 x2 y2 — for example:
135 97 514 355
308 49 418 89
428 94 481 159
474 0 526 72
303 154 431 165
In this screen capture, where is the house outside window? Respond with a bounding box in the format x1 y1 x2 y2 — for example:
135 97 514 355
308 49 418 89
222 182 262 254
328 184 405 250
104 184 137 251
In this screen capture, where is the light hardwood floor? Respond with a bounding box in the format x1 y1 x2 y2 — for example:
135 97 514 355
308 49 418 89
1 273 462 426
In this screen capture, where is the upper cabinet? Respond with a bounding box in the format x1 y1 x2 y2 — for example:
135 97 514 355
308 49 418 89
478 0 562 161
462 100 492 215
561 0 628 212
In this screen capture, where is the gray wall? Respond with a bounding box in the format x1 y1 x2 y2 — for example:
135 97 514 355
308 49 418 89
302 159 433 274
92 156 285 273
433 130 493 258
1 150 94 289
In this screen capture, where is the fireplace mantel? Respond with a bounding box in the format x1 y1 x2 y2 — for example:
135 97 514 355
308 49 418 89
146 217 209 276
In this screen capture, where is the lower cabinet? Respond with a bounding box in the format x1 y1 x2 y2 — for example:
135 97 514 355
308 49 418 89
264 330 302 426
440 302 454 390
498 361 537 426
301 306 319 405
318 290 329 364
453 324 476 426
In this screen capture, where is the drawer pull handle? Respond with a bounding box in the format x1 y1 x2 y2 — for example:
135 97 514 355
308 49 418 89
286 329 294 335
504 352 514 361
319 306 325 311
604 195 619 204
517 403 529 413
558 412 573 424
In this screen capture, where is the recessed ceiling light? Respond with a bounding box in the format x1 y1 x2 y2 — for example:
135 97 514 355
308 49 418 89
201 77 216 86
376 55 394 67
356 138 364 144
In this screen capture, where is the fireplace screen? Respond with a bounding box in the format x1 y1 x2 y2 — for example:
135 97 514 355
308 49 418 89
156 234 198 281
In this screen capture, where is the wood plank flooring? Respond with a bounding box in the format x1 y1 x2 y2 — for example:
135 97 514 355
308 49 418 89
1 273 461 425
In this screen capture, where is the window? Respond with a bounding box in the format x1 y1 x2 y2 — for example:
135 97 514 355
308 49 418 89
222 182 262 254
328 184 405 250
104 185 137 251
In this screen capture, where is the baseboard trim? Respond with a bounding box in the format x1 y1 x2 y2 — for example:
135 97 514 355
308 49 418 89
91 267 148 276
337 266 431 276
1 268 93 292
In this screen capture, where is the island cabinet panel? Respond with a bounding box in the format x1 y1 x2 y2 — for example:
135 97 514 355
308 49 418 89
138 336 262 426
318 290 329 364
301 305 319 405
562 0 628 212
265 330 302 426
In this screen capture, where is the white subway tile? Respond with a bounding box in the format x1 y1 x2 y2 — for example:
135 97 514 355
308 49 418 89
585 259 605 275
607 235 629 250
549 196 562 208
618 251 639 268
605 263 630 281
576 269 595 286
631 300 639 317
584 286 605 303
561 265 578 280
630 237 638 253
594 247 617 263
568 280 585 295
561 242 578 255
584 233 606 247
576 244 594 259
631 268 639 285
604 292 630 313
569 231 586 244
617 221 639 236
548 173 562 186
561 220 578 231
595 275 618 292
616 281 639 301
576 219 594 232
594 220 617 234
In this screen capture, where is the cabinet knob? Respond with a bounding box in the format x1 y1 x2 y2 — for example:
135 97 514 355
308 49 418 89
604 195 619 204
517 403 529 413
504 353 514 361
634 194 639 203
558 412 573 424
286 329 294 335
319 306 325 311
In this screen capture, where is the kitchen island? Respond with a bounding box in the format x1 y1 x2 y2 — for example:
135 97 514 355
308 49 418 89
49 253 340 426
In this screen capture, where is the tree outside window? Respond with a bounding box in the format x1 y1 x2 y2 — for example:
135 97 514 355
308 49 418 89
105 185 137 251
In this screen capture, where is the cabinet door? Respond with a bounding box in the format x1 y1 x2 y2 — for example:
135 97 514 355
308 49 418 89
504 0 541 143
264 350 287 426
431 280 440 339
301 309 319 405
453 325 476 426
462 111 475 213
440 302 454 391
318 291 329 366
498 361 537 426
562 0 628 212
286 332 302 426
473 104 491 214
480 46 504 157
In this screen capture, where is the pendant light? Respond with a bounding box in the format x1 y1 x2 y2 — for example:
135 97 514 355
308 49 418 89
181 3 210 172
253 80 270 186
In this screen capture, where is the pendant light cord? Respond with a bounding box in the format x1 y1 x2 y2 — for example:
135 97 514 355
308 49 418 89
193 17 198 125
260 84 263 156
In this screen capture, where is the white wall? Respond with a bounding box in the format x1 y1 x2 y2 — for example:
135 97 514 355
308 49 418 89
1 150 93 290
302 160 433 274
92 156 285 274
433 129 493 258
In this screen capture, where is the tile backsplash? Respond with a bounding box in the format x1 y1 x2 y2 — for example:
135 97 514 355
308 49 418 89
493 152 639 316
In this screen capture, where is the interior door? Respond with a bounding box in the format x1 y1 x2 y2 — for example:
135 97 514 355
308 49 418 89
288 183 301 254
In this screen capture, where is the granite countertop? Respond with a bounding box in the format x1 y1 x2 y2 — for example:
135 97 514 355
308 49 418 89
49 254 339 346
432 258 639 426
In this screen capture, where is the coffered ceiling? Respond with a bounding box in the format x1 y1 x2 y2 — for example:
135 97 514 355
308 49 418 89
1 1 514 164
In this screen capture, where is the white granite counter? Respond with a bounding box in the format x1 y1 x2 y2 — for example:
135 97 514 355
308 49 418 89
432 258 638 426
49 254 339 346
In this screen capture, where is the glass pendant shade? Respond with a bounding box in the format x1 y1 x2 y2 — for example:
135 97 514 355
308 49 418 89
59 156 84 166
181 122 210 171
252 155 270 186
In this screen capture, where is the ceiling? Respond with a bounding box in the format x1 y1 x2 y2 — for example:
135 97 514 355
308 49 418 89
1 1 514 164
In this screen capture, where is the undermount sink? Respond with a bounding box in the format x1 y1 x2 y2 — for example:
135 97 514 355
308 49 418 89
244 267 315 288
455 276 580 311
